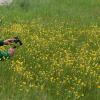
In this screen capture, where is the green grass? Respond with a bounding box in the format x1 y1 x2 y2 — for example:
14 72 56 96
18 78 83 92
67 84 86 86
0 0 100 100
0 0 100 25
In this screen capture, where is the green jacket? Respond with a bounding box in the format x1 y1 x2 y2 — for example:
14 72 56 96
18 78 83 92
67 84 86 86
0 40 10 60
0 40 4 46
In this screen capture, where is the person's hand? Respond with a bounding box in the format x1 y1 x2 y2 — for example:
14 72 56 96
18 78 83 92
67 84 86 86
8 47 15 57
4 39 14 45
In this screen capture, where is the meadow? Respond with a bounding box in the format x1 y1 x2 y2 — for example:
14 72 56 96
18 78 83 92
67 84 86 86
0 0 100 100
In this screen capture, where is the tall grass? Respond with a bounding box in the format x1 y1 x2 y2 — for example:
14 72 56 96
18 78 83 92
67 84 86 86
0 0 100 100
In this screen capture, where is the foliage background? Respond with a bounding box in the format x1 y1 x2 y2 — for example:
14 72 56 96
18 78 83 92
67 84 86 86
0 0 100 100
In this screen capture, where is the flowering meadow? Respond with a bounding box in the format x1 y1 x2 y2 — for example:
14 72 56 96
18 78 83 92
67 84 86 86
0 0 100 100
0 18 99 100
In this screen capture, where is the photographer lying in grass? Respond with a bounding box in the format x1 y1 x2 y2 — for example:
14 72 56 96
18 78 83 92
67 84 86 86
0 37 22 61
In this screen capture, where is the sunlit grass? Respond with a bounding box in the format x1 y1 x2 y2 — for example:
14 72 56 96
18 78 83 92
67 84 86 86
0 19 100 100
0 0 100 100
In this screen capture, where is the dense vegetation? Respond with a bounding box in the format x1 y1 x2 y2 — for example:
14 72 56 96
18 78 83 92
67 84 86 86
0 0 100 100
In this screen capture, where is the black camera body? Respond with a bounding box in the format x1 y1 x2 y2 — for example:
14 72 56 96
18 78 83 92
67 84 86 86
14 37 23 46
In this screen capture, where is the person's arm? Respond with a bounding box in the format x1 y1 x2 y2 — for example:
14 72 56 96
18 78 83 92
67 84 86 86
0 40 4 46
0 38 15 46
